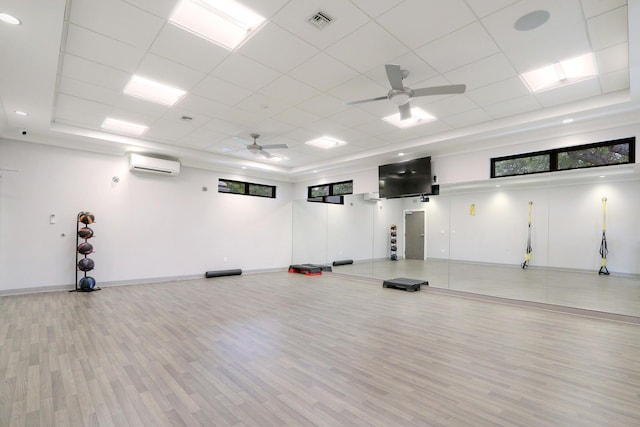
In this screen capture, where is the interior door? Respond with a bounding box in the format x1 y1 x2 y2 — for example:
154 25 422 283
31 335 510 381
405 210 425 260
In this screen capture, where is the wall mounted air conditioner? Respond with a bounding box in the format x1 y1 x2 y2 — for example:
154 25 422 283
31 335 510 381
363 192 381 202
129 153 180 176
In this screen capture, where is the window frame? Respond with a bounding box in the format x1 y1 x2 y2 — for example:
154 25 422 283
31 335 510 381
218 178 276 198
491 137 635 179
307 180 353 204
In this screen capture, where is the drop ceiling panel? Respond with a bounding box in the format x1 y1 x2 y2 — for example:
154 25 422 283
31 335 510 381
64 24 144 73
364 52 439 88
145 119 196 142
376 0 476 49
58 77 121 106
191 76 253 106
466 77 530 107
289 53 359 91
441 108 494 128
60 54 130 92
481 0 585 51
55 94 113 127
325 22 409 73
259 75 320 105
149 24 230 74
121 0 177 19
483 95 541 118
70 0 165 48
112 96 170 120
135 54 206 91
297 93 350 118
210 55 281 91
587 6 628 51
328 107 379 128
271 0 370 50
271 107 322 127
600 69 629 93
238 23 320 73
328 75 388 104
535 78 602 107
581 0 627 19
444 53 517 90
415 23 501 73
464 0 520 18
595 42 628 74
423 96 479 118
348 0 403 18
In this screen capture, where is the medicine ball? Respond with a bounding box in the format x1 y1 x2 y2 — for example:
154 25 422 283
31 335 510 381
78 212 95 224
77 258 95 272
391 245 397 251
79 276 96 290
77 242 93 255
78 227 93 239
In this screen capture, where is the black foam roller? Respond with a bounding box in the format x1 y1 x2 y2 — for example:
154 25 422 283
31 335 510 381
205 269 242 278
332 259 354 266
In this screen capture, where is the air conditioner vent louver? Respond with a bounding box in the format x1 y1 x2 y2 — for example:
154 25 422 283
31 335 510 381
308 11 332 29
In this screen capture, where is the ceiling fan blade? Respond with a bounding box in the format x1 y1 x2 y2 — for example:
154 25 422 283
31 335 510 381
413 84 467 97
260 144 288 150
344 95 388 105
385 64 404 90
399 103 411 120
259 150 272 159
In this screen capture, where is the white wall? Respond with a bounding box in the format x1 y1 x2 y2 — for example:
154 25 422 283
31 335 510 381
0 139 293 292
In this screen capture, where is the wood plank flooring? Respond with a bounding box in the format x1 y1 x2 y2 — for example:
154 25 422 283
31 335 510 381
2 272 640 426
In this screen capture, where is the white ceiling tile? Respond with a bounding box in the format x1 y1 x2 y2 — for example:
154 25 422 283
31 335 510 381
122 0 177 18
64 24 144 73
349 0 403 18
145 119 196 142
136 54 206 92
297 93 350 117
70 0 165 49
58 77 121 105
482 0 586 52
376 0 476 48
444 53 517 90
271 0 371 50
211 55 281 91
416 23 500 73
440 108 493 128
535 78 602 107
581 0 627 19
464 0 519 18
234 93 290 119
587 6 628 51
422 96 478 118
289 53 359 91
466 77 530 106
504 24 591 73
60 54 130 92
328 75 388 104
599 69 629 93
238 23 319 73
259 75 320 104
113 96 171 118
483 95 541 118
237 0 292 20
325 22 409 73
55 94 113 127
328 107 379 128
177 95 231 119
595 42 628 74
271 107 323 127
191 76 253 106
150 24 229 73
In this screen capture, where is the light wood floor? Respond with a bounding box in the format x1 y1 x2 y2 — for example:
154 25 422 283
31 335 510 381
2 272 640 426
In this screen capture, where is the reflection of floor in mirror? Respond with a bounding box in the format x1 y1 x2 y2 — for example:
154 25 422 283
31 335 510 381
331 259 640 318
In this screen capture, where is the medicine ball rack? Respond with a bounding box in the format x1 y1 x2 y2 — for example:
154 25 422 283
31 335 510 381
72 211 100 292
390 224 398 261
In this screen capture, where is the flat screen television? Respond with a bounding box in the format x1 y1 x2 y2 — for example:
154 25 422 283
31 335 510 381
378 156 432 199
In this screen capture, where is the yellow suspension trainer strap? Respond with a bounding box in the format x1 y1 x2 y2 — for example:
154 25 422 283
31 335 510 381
599 197 610 275
522 201 533 269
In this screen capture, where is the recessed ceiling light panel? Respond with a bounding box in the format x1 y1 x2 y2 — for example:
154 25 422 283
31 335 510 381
383 107 436 128
123 75 186 106
101 118 148 136
305 136 347 149
520 53 597 93
169 0 265 51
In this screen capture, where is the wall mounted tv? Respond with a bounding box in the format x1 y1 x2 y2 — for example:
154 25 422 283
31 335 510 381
378 156 432 199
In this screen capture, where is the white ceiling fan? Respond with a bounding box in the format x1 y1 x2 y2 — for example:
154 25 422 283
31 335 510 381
346 64 467 120
244 133 288 158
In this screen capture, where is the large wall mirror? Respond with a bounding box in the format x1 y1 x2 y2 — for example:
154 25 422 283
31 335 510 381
292 165 640 318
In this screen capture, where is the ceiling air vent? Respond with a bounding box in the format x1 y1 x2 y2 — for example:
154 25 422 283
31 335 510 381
308 11 332 30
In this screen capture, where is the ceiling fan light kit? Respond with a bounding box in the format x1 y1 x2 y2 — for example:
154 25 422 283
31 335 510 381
244 133 288 159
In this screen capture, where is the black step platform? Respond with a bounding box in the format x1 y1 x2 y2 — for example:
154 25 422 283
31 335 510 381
382 277 428 292
288 264 322 276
